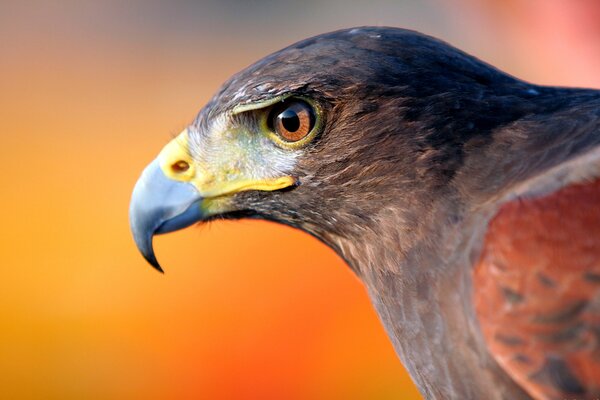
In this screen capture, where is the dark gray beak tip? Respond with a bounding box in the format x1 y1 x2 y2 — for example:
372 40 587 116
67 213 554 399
145 253 164 274
130 219 165 273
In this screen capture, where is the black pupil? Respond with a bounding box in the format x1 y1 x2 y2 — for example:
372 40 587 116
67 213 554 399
278 108 300 132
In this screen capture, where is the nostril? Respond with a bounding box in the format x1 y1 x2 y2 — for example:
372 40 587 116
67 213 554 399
171 160 190 173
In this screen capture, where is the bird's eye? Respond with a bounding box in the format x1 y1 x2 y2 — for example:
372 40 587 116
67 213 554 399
269 100 316 142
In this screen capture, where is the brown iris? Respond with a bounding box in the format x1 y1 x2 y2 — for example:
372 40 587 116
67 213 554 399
270 100 315 142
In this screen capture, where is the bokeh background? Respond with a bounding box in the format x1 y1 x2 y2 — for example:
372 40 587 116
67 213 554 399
1 1 599 399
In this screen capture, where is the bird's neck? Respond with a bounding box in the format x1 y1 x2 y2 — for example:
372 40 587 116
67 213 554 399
334 208 531 400
312 86 600 399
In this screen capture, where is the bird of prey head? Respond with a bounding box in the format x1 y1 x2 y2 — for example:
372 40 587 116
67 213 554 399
130 27 600 399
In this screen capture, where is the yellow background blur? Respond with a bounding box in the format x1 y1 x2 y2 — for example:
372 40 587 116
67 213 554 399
1 1 599 399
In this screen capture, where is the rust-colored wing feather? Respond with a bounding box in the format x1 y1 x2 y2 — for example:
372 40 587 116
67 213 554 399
474 177 600 399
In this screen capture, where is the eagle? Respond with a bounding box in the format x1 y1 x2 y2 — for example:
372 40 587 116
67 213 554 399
129 27 600 399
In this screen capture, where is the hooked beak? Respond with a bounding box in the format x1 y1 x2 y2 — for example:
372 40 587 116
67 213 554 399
129 129 296 272
129 159 203 272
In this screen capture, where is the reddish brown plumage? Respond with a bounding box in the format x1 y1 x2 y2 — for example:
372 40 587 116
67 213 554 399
474 178 600 399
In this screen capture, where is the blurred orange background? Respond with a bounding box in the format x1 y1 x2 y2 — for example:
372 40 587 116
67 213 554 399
1 1 599 399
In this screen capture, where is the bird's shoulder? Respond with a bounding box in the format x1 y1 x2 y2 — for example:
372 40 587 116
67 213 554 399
473 172 600 399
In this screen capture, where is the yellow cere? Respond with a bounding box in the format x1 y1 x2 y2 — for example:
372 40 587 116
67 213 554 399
158 128 296 198
158 129 197 182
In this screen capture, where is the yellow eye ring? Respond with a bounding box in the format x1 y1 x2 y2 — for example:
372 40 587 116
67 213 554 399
263 97 323 149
